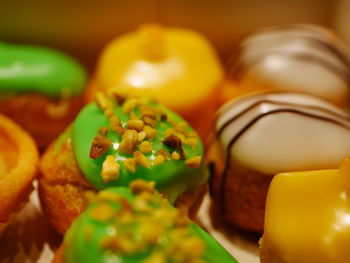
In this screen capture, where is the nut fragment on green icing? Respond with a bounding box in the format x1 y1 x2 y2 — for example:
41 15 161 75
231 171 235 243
0 42 86 97
63 182 238 263
72 92 208 203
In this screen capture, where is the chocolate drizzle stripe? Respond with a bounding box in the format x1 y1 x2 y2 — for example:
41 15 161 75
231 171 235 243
219 108 350 216
216 99 350 138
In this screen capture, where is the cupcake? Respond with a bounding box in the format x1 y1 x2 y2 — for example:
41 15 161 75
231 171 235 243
0 42 87 150
207 92 350 232
0 114 38 232
85 24 224 139
260 158 350 263
39 92 208 234
222 24 350 110
53 180 237 263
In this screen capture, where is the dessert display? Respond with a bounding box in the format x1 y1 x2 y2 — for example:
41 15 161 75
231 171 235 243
207 92 350 232
260 157 350 263
39 91 208 234
0 42 87 150
85 24 224 138
0 114 39 232
222 24 350 109
53 180 237 263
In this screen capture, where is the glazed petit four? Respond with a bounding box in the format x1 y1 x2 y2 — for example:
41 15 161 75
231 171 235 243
260 158 350 263
85 24 224 138
53 180 237 263
0 114 38 232
208 92 350 232
0 42 87 149
224 24 350 109
39 92 208 234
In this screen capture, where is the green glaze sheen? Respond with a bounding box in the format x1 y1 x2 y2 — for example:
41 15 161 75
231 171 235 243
0 42 86 97
64 187 237 263
72 101 208 202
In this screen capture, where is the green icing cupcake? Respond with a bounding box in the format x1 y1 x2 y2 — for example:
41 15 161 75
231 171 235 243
63 181 237 263
72 92 208 202
0 42 86 97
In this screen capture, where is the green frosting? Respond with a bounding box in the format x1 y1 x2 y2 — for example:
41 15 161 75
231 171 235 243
63 186 237 263
0 42 86 97
72 98 208 202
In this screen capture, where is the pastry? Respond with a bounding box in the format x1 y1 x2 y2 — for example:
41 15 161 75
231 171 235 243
207 92 350 232
85 24 224 138
39 92 208 234
0 42 87 149
53 180 237 263
223 24 350 109
260 157 350 263
0 114 38 232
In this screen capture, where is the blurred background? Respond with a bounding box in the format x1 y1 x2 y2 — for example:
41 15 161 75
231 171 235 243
1 0 349 70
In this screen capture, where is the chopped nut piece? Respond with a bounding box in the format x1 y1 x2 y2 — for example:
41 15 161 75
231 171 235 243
134 150 151 168
124 158 136 173
185 156 202 168
156 149 169 160
90 134 111 159
111 92 126 104
139 220 162 244
153 155 165 165
173 122 188 135
171 152 180 160
139 141 153 154
104 108 114 118
90 203 116 222
95 92 111 111
160 113 167 122
127 119 144 131
109 116 121 131
122 98 137 114
100 236 122 251
98 126 108 136
185 138 197 150
134 197 151 212
97 191 121 203
101 155 120 182
163 133 182 150
130 111 138 120
119 130 138 154
138 131 146 142
130 179 155 194
143 125 156 139
142 115 157 127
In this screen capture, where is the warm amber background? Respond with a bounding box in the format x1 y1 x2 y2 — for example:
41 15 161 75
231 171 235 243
1 0 349 71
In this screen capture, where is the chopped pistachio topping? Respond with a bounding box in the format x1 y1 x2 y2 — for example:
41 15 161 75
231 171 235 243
119 130 138 154
143 125 156 139
134 150 151 168
127 119 144 131
90 134 111 159
153 155 165 165
138 131 147 142
90 92 203 176
101 155 120 182
163 133 182 150
171 152 180 160
139 141 153 154
124 158 136 173
86 181 206 262
185 156 202 168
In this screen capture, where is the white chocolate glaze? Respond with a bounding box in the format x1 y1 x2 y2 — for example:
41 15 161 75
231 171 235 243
231 24 350 108
215 92 350 175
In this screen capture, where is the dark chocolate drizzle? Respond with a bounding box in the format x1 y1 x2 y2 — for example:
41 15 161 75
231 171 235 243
216 98 350 138
217 103 350 217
